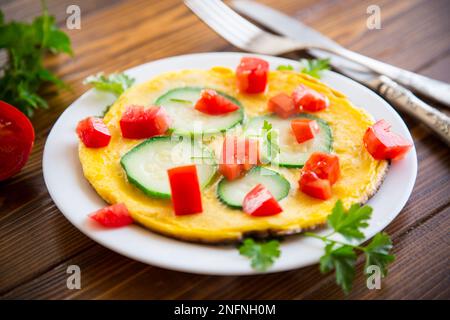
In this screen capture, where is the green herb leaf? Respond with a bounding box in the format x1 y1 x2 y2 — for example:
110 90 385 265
276 64 294 71
84 73 135 96
327 200 372 240
239 238 281 272
0 6 72 117
262 120 280 156
319 243 357 294
364 232 395 277
300 58 330 79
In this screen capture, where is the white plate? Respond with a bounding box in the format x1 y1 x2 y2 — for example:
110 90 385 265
43 52 417 275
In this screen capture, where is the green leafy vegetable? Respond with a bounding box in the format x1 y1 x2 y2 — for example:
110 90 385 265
262 120 280 156
305 200 395 294
0 5 73 117
276 64 294 71
239 238 281 272
327 200 372 240
299 58 330 79
83 73 135 96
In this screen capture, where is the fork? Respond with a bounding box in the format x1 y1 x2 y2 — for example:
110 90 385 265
184 0 450 108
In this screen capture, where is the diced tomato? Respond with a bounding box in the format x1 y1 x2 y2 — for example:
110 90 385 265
89 203 133 227
268 93 297 118
299 171 332 200
120 105 170 139
219 136 260 180
236 57 269 94
194 89 239 115
243 184 283 217
292 84 329 112
303 152 340 185
291 119 320 143
76 117 111 148
0 101 35 181
167 165 203 215
363 119 412 160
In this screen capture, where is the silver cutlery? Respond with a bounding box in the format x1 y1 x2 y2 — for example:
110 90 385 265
184 0 450 145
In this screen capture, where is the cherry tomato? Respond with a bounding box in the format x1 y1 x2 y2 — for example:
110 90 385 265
290 119 320 143
76 117 111 148
194 89 239 115
219 136 260 180
268 93 297 119
0 101 35 181
299 171 332 200
89 203 133 227
363 119 412 160
292 84 329 112
303 152 340 185
120 105 171 139
236 57 269 94
243 183 283 217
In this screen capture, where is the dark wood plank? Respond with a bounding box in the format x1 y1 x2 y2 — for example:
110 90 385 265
1 0 449 299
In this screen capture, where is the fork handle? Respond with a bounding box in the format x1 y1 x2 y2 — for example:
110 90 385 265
320 45 450 108
371 76 450 146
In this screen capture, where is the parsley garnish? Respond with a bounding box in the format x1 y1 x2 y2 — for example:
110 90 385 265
262 120 280 156
239 238 281 272
0 5 73 117
305 200 395 294
299 58 330 79
276 65 294 71
276 58 330 79
238 200 395 294
84 73 135 96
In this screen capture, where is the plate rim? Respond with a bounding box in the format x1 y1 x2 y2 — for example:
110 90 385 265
43 52 417 275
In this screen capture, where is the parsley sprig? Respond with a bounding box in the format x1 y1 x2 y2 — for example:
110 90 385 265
239 238 281 272
0 5 73 117
262 120 280 156
83 72 135 116
276 58 330 79
239 200 395 294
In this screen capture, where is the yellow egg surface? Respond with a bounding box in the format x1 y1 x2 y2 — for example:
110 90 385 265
79 67 388 243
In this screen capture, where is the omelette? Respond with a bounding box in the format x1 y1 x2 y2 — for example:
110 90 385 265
78 67 388 243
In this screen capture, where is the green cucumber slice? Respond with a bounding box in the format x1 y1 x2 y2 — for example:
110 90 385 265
245 114 332 168
155 87 244 135
217 166 290 208
120 136 217 199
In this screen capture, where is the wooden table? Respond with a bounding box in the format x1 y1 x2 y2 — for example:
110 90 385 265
1 0 449 300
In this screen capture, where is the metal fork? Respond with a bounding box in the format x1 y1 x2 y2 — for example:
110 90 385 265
184 0 450 108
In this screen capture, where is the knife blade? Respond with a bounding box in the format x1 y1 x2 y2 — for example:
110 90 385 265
231 0 378 85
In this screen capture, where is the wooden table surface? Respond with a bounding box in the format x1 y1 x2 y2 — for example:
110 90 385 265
1 0 449 300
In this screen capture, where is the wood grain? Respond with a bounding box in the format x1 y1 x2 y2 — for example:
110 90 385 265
0 0 449 299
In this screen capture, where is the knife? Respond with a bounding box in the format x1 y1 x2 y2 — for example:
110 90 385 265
231 0 450 146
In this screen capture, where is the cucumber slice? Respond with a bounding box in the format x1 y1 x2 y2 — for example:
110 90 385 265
245 114 332 168
217 166 290 208
120 136 217 199
155 87 244 135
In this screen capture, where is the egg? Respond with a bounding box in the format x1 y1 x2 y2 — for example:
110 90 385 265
78 67 388 243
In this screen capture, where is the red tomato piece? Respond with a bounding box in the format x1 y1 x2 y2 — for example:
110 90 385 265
268 93 297 118
167 165 203 215
243 184 283 217
299 171 332 200
76 117 111 148
363 119 412 160
292 84 329 112
89 203 133 227
219 136 260 180
194 89 239 115
236 57 269 94
120 105 171 139
0 101 35 181
291 119 320 143
303 152 340 185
